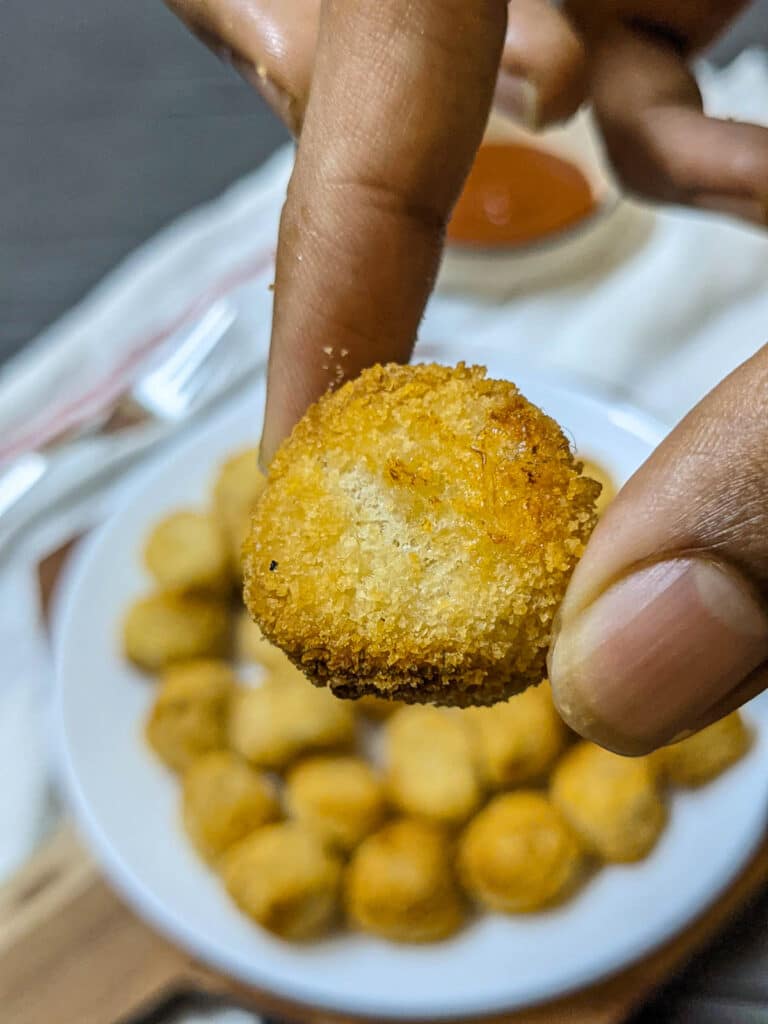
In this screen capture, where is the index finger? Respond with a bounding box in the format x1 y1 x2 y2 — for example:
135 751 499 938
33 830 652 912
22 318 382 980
260 0 507 463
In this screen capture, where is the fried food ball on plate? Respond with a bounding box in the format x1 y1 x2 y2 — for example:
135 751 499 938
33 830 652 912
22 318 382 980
243 362 600 708
345 819 465 942
355 695 402 720
145 659 237 772
123 591 230 671
654 712 751 787
458 792 584 913
286 755 386 852
384 706 482 826
578 456 616 516
463 681 567 788
234 609 296 673
143 510 231 593
228 668 355 770
221 823 343 940
182 750 280 862
551 742 666 863
212 446 265 570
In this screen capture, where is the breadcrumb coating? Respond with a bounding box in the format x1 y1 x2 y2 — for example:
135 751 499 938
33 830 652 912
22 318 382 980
244 363 599 707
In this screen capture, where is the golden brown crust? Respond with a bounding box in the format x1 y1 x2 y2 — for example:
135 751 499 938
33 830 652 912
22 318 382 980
286 755 386 852
345 819 465 942
463 681 568 788
244 363 599 708
221 823 343 940
458 792 584 913
384 706 483 826
551 742 666 863
182 750 280 862
123 591 231 671
144 659 237 772
653 712 751 787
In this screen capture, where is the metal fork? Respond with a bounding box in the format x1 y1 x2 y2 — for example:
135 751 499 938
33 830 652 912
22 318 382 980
0 299 249 557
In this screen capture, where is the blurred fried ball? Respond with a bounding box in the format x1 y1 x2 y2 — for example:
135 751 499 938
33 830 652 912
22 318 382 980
234 609 296 673
355 695 402 720
384 706 482 826
244 363 600 708
145 659 236 772
212 446 265 570
123 591 230 671
463 681 567 788
458 792 583 913
655 712 751 787
551 742 666 863
578 457 616 516
286 755 386 852
144 509 231 593
221 823 343 940
345 819 464 942
228 668 355 770
182 750 280 862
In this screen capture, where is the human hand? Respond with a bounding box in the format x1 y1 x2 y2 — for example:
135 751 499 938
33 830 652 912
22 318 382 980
548 345 768 754
168 0 768 461
168 0 768 746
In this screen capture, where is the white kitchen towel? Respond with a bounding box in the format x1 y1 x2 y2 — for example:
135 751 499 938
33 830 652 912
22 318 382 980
0 47 767 1024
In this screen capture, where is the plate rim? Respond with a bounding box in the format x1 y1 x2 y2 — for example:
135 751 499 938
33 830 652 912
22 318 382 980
52 358 766 1020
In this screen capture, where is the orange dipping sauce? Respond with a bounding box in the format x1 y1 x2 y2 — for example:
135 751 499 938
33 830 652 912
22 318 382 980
447 142 596 248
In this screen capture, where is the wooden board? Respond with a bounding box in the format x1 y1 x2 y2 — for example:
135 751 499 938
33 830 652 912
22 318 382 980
2 542 762 1024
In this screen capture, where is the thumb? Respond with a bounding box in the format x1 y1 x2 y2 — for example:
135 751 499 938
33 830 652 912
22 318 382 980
549 345 768 754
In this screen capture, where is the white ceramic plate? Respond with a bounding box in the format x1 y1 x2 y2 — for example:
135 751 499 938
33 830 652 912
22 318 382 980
54 344 768 1020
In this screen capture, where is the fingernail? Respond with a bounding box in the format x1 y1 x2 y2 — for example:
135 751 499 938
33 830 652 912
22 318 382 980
691 193 768 228
549 557 768 754
493 73 539 131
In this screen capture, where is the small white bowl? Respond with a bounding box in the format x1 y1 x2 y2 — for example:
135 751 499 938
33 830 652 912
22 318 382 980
437 110 653 299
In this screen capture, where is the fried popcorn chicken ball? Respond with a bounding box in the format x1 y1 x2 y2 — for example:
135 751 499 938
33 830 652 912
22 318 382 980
458 792 583 913
123 591 230 671
655 712 751 787
578 457 616 516
385 706 482 826
228 668 355 770
222 823 343 940
212 446 265 569
286 756 386 852
243 363 600 708
345 820 465 942
464 681 567 788
144 510 231 593
551 742 666 863
182 750 280 862
145 659 236 772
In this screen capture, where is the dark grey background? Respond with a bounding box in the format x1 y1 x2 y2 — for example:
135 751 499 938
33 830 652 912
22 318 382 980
1 1 767 366
3 3 768 1022
0 0 289 365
